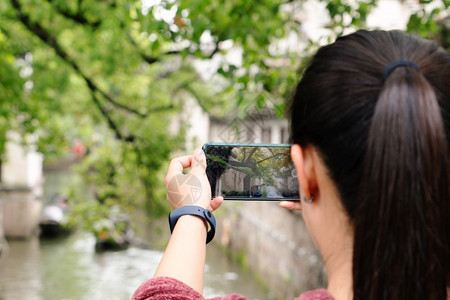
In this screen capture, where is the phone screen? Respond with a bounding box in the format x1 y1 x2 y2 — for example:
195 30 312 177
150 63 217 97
203 143 300 201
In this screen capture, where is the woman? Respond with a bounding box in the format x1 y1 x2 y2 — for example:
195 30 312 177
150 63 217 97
133 30 450 299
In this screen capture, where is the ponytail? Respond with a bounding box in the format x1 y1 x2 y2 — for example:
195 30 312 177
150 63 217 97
353 63 450 299
289 30 450 299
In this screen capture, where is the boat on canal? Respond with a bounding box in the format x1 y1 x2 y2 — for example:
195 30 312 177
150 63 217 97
39 194 72 238
93 206 133 251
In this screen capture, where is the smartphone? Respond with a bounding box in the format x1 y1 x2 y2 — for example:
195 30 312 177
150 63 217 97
202 143 300 201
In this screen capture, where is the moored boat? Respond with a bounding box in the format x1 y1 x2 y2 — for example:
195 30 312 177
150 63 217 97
39 195 72 238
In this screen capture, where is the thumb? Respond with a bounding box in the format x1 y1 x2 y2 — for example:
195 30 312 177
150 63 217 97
190 149 207 174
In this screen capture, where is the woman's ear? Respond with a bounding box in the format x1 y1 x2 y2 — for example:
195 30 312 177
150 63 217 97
291 144 317 200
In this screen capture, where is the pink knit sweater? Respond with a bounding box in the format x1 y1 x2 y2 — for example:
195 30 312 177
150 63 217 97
132 277 334 300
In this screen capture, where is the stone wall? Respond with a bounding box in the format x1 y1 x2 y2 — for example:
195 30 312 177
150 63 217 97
0 131 43 239
0 186 42 238
215 201 326 299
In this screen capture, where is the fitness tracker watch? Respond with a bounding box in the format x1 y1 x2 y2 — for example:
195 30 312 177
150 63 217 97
168 206 216 244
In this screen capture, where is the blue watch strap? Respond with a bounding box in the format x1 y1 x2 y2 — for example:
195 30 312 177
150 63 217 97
168 206 216 244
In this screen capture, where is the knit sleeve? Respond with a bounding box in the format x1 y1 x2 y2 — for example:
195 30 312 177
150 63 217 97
295 289 335 300
132 276 247 300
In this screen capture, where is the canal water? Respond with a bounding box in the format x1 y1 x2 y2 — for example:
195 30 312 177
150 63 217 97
0 168 272 300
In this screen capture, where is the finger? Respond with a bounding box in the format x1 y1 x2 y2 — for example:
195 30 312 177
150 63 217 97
164 155 193 185
189 149 207 175
279 200 302 211
209 196 224 212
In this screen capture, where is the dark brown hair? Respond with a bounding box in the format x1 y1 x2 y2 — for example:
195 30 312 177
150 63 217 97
288 30 450 299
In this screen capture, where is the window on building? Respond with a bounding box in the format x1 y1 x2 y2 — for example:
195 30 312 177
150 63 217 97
261 127 271 144
280 127 289 144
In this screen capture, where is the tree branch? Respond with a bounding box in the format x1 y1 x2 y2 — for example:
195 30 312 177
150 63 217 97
121 19 219 66
244 147 258 164
77 0 83 12
10 0 137 142
124 25 181 65
126 31 159 64
10 0 155 119
44 0 101 29
148 104 175 112
89 90 135 142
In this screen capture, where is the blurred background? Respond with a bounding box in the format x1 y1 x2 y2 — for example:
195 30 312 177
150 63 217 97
0 0 448 299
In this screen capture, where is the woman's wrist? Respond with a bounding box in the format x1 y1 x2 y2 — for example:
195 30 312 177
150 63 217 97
173 215 208 240
169 206 216 244
178 214 208 230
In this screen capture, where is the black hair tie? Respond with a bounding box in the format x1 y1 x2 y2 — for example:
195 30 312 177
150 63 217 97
382 60 419 82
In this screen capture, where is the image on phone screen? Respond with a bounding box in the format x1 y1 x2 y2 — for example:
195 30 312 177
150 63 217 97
203 143 300 201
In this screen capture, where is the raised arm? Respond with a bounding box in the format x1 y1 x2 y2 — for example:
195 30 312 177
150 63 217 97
153 149 223 294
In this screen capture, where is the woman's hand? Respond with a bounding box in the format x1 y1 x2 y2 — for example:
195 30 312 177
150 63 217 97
279 200 302 211
164 148 223 211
